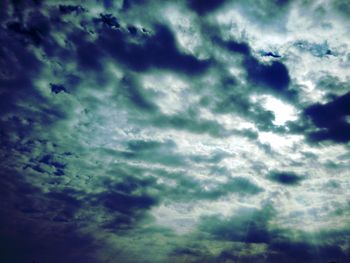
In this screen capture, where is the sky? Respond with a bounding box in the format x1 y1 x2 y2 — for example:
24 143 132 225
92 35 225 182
0 0 350 262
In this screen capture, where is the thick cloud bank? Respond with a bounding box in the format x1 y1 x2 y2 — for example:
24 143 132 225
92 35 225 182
1 0 350 262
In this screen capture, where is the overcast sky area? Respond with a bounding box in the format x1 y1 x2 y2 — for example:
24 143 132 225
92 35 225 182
1 0 350 262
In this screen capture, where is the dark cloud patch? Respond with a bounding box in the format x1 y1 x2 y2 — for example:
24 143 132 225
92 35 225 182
127 25 138 35
333 0 350 17
130 92 265 137
46 188 81 207
50 83 67 94
260 51 282 58
119 76 158 112
204 77 278 132
0 169 99 263
304 91 350 143
196 205 350 263
0 215 99 263
187 0 227 15
0 20 70 141
170 247 204 259
98 140 233 169
39 154 67 176
0 166 80 224
148 169 263 202
89 174 160 229
0 1 11 22
236 128 259 139
212 36 297 131
210 91 250 115
101 148 236 198
316 75 349 98
213 95 277 133
225 40 251 55
68 28 105 71
0 169 41 210
46 190 82 222
250 107 277 131
102 0 114 9
95 13 120 29
58 4 86 15
214 36 295 104
245 58 293 98
151 112 230 137
102 74 235 138
213 37 251 55
6 20 42 45
0 7 72 133
267 239 347 263
275 0 291 6
95 20 211 74
116 140 186 167
65 14 213 76
96 191 157 214
127 139 176 152
122 0 149 11
6 10 51 46
218 177 263 196
0 30 42 104
199 205 274 243
267 171 305 185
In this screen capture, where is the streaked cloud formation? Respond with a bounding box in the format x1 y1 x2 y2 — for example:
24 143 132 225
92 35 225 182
1 0 350 262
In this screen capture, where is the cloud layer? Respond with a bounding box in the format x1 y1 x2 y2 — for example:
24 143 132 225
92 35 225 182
1 0 350 262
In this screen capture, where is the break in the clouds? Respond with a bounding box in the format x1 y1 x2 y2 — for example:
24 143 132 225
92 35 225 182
1 0 350 262
267 171 305 186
